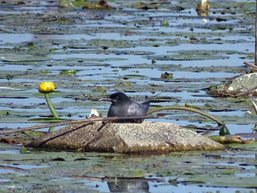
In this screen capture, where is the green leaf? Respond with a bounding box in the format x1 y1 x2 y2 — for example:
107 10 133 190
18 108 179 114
221 169 234 175
20 146 28 153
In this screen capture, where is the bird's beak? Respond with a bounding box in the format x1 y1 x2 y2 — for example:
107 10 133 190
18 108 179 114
99 97 111 102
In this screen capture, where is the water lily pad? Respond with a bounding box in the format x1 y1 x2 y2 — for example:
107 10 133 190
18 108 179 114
83 0 112 10
28 118 70 122
87 39 135 48
0 54 48 62
60 69 77 76
59 0 87 8
148 50 229 61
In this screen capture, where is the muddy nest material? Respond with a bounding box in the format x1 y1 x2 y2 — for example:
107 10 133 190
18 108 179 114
29 121 224 153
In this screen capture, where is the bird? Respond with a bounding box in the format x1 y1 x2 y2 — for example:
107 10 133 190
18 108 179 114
106 92 150 123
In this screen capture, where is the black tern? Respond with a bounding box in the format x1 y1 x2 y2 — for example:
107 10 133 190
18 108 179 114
106 92 150 123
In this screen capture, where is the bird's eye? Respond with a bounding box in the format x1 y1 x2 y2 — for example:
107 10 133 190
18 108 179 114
112 97 118 102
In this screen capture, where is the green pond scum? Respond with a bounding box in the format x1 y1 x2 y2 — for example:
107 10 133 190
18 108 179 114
0 0 257 192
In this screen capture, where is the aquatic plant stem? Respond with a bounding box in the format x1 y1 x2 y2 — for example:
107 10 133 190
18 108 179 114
45 93 59 120
147 106 224 126
243 61 257 70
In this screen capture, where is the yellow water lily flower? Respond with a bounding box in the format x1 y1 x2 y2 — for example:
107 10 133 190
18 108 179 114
38 82 55 93
38 82 59 120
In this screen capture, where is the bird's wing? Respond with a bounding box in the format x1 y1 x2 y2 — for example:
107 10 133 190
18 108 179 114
108 103 130 117
138 98 150 113
128 102 147 116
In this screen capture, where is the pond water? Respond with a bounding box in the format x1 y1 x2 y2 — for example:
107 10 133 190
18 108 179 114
0 0 257 192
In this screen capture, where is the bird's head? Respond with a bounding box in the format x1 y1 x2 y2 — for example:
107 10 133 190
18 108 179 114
109 92 130 104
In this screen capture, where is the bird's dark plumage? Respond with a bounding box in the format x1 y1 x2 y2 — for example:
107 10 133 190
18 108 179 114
107 92 150 123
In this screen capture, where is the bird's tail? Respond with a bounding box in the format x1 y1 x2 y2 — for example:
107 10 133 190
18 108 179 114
144 92 162 102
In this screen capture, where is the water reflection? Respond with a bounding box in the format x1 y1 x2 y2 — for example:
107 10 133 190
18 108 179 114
108 180 150 193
